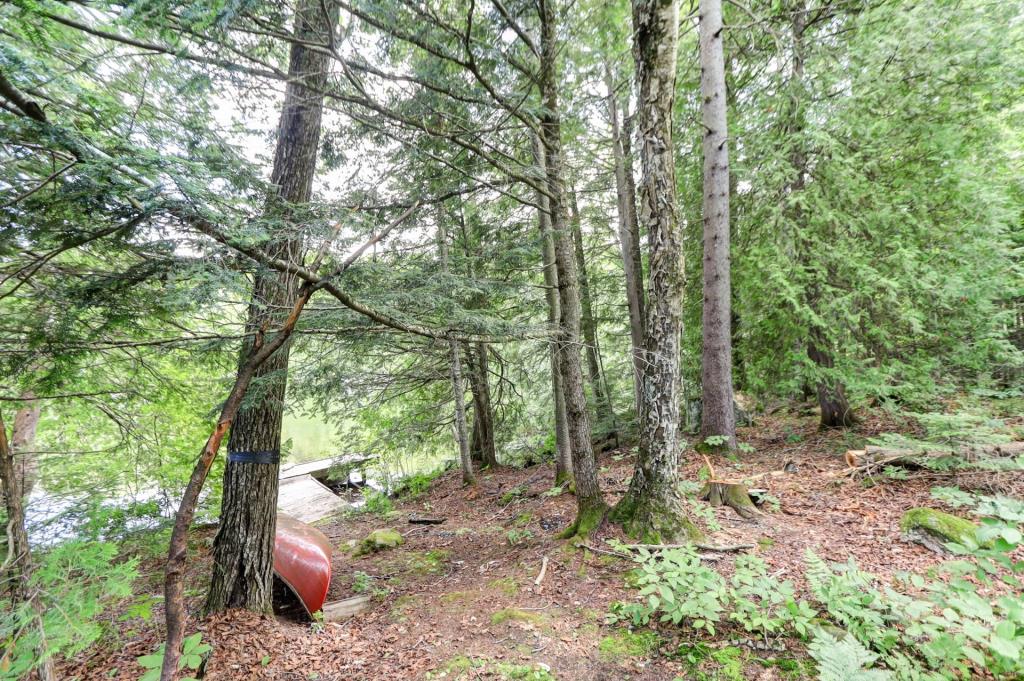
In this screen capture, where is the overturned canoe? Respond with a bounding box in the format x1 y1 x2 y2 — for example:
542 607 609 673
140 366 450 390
274 513 332 615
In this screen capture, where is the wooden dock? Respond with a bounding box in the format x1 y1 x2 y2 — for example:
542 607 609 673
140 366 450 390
277 456 361 523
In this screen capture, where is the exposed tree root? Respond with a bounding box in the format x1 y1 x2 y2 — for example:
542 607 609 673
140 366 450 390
608 489 703 543
558 500 609 541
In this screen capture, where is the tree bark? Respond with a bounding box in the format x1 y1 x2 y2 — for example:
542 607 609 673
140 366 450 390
611 0 700 542
10 391 41 499
604 64 646 416
1 411 56 681
205 0 334 615
569 188 614 431
532 134 573 486
808 335 855 428
470 401 484 463
449 335 476 485
471 342 498 468
698 0 736 450
539 0 606 532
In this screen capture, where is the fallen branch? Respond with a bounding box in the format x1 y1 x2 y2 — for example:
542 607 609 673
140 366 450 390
624 542 755 552
534 555 549 587
579 543 722 561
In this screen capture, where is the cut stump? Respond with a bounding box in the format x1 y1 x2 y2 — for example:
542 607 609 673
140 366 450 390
699 481 762 520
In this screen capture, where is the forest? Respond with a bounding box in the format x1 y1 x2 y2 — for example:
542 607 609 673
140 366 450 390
1 0 1022 678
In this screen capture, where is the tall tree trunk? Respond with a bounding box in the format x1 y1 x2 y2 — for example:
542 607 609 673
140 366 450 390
10 391 41 499
474 342 498 467
698 0 737 450
0 411 56 681
466 343 498 468
449 336 476 485
438 210 477 484
604 65 646 417
205 0 334 615
611 0 699 541
469 387 484 463
539 0 606 532
164 283 315 681
532 134 573 486
785 0 854 428
569 188 614 431
809 335 855 428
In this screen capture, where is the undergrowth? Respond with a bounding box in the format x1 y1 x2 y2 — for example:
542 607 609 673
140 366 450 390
609 488 1024 680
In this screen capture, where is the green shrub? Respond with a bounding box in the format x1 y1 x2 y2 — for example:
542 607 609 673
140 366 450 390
360 488 394 515
0 541 137 679
607 544 727 634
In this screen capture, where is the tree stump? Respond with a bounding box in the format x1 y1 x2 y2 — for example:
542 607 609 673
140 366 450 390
699 481 762 520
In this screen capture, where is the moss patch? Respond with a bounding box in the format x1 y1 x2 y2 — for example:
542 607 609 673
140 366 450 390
598 629 659 661
490 608 545 626
428 656 556 680
500 485 527 504
440 590 478 605
389 594 419 621
354 528 404 556
406 549 450 575
487 576 519 596
514 512 533 527
900 507 978 545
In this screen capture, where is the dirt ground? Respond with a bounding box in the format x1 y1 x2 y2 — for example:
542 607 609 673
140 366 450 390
61 408 1000 681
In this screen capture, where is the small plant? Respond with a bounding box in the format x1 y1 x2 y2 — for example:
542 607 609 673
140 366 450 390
505 528 533 546
729 555 815 640
360 488 394 515
499 485 526 505
394 468 443 498
609 544 727 633
808 628 893 681
678 480 720 531
310 610 326 634
352 571 374 593
137 633 211 681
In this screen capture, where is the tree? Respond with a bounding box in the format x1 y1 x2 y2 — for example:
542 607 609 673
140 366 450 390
0 410 56 680
538 0 608 534
611 0 699 541
532 135 574 485
697 0 736 448
604 63 646 417
205 0 336 614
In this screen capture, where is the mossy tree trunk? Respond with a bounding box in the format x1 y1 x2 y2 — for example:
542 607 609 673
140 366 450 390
205 0 334 615
611 0 699 542
570 188 614 433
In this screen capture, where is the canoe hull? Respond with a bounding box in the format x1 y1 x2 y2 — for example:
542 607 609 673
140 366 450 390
274 513 332 615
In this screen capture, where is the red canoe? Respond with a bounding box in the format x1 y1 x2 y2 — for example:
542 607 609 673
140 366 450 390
274 513 332 615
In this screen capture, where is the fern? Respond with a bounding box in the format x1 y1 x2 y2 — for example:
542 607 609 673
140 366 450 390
809 628 894 681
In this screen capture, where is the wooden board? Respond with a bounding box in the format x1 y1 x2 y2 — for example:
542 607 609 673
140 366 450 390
322 594 372 621
277 474 349 523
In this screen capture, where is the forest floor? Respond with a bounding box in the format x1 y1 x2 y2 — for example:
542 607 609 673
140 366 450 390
61 406 1022 680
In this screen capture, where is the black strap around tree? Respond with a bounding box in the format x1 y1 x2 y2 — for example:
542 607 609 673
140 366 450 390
227 450 280 465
